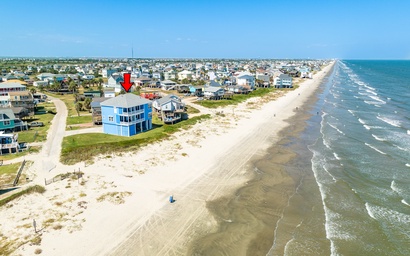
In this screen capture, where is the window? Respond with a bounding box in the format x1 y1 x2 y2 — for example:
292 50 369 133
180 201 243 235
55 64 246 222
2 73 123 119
4 120 10 126
108 116 113 122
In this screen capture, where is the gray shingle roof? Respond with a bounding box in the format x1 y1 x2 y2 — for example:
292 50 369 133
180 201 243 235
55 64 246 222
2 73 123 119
0 108 16 119
0 82 26 89
101 93 151 108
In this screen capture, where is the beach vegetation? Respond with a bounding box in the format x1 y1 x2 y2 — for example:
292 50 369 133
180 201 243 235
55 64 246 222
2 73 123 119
0 162 21 185
96 191 132 204
34 248 43 254
61 114 211 165
196 88 277 108
0 185 45 208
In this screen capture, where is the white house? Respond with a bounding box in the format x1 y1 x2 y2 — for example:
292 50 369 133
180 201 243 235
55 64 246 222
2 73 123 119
236 74 255 90
104 75 124 93
33 81 49 87
164 70 177 80
274 74 293 88
102 69 117 78
82 74 95 80
161 80 177 90
178 70 193 80
103 89 116 98
204 87 225 98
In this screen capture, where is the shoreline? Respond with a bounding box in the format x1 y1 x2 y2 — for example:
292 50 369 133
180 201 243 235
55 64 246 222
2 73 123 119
186 64 336 255
2 62 334 256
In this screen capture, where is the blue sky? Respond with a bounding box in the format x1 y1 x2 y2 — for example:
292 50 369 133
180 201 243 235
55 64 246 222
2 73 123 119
1 0 410 59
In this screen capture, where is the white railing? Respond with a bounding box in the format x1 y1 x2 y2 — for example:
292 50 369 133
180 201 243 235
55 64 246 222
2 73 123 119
120 118 144 125
0 142 19 149
121 109 145 116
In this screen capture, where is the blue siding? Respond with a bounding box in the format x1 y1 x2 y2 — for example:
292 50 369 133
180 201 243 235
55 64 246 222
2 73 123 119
101 102 153 137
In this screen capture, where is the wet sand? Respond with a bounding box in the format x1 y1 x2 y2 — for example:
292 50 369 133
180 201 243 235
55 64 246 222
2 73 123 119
187 69 335 256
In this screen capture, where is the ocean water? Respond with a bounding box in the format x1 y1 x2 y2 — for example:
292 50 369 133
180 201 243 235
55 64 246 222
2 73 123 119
308 60 410 255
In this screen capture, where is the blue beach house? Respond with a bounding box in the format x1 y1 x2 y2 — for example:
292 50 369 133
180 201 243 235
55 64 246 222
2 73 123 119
101 94 153 137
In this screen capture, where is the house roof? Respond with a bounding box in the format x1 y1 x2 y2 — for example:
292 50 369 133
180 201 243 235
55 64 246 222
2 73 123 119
91 97 108 108
0 82 26 89
204 87 224 93
237 74 254 79
156 94 180 105
0 108 16 119
11 106 28 114
207 80 221 87
101 93 151 108
279 74 291 79
5 79 28 85
8 91 32 97
161 80 176 85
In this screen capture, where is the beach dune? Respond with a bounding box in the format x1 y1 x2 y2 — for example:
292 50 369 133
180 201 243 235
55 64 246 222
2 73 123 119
2 62 334 256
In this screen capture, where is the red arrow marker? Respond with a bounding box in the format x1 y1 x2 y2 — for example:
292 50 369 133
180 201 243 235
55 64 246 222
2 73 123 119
120 73 134 92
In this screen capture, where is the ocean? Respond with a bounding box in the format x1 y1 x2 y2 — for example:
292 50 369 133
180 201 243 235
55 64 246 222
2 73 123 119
303 60 410 255
187 60 410 256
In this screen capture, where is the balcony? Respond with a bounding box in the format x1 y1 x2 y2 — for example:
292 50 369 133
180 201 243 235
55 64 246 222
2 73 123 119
0 142 19 150
119 118 144 125
120 109 144 116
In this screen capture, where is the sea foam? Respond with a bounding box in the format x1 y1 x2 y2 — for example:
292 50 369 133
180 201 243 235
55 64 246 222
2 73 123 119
377 116 401 128
365 143 386 155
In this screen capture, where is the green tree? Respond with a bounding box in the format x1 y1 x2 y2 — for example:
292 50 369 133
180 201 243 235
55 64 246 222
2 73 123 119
29 87 36 94
83 97 92 110
68 81 77 93
75 102 83 116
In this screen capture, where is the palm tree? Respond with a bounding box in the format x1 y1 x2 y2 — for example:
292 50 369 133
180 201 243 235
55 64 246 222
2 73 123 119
68 81 77 93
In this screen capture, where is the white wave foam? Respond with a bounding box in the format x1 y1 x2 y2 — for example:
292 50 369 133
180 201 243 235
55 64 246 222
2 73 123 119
377 116 401 128
365 202 377 220
391 180 402 195
348 109 355 116
406 163 410 167
402 199 410 206
328 123 345 135
363 125 371 130
407 130 410 135
369 95 386 104
394 145 409 152
333 152 341 161
364 100 381 106
365 143 387 155
366 89 378 96
372 134 386 141
358 118 366 125
364 84 376 91
365 202 410 224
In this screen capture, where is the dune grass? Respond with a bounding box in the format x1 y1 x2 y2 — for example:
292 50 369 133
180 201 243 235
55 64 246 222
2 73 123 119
61 114 211 165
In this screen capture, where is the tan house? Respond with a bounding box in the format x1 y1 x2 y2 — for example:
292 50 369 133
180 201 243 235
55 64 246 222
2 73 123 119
8 91 34 116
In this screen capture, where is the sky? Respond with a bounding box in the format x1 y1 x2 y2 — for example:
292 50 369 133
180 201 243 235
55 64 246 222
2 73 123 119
1 0 410 59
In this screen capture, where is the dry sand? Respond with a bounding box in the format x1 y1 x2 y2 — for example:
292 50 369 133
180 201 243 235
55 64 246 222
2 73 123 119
0 62 334 256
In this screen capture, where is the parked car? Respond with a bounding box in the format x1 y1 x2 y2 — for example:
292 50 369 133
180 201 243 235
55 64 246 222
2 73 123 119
29 121 44 127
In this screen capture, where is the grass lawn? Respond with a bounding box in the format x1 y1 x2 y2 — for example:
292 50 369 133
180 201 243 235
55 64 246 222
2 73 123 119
45 92 89 117
61 114 211 165
0 147 40 162
0 162 21 185
66 115 93 125
196 88 278 108
18 112 55 143
186 105 200 114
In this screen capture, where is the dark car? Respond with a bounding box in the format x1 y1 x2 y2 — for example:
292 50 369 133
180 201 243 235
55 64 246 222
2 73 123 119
29 121 44 127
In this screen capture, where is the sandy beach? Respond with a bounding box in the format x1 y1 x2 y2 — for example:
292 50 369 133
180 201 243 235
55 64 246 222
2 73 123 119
0 62 334 256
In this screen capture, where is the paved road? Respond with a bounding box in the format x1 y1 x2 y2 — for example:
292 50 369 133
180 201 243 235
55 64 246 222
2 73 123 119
3 96 68 175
